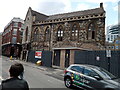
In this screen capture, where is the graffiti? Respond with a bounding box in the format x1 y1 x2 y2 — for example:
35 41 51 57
73 74 90 85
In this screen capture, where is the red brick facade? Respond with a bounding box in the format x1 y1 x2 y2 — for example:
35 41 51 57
2 17 24 57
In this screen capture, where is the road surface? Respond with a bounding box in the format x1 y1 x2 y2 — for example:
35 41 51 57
1 56 67 88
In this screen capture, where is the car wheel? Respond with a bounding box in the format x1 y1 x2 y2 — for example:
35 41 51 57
65 77 73 88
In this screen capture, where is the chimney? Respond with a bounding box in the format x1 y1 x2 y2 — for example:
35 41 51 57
100 3 103 8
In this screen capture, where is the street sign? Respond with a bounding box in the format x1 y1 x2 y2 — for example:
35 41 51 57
96 56 100 61
35 51 42 59
106 50 111 57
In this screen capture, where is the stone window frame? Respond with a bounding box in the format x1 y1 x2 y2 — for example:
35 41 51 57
88 22 96 40
32 27 40 42
57 25 64 41
25 27 28 41
45 26 50 42
71 23 79 41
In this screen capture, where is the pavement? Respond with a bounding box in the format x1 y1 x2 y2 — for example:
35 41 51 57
2 56 64 80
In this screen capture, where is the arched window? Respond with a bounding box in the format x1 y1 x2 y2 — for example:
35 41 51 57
71 24 78 41
45 27 50 41
88 23 95 39
33 27 39 42
25 27 28 41
57 26 64 41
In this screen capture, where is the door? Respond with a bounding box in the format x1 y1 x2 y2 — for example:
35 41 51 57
22 51 26 60
65 50 70 68
53 50 60 66
10 47 14 56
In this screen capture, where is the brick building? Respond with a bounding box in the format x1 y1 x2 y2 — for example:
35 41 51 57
114 37 120 50
2 17 24 57
22 3 106 68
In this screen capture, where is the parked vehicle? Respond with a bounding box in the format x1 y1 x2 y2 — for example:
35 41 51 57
64 64 120 90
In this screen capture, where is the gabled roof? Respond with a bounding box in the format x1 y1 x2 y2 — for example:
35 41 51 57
29 3 105 22
31 10 48 22
46 7 105 20
24 7 48 22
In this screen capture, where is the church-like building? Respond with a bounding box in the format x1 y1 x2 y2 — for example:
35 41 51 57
21 3 105 68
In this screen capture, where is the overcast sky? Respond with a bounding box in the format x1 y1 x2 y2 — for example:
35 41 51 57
0 0 119 32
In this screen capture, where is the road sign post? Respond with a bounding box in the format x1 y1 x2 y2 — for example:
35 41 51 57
106 50 111 58
106 50 111 72
96 56 100 67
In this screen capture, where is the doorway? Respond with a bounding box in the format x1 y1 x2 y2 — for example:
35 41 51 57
65 50 70 68
53 50 60 66
22 51 27 60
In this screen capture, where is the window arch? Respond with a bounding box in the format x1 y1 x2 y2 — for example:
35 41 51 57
71 24 78 41
88 23 95 40
33 27 39 42
25 27 28 41
45 27 50 41
57 26 64 41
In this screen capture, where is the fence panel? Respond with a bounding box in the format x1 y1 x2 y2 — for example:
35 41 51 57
28 50 52 67
74 51 87 64
86 51 95 65
110 51 119 77
118 51 120 78
96 51 108 71
27 50 35 63
42 51 52 67
74 50 120 78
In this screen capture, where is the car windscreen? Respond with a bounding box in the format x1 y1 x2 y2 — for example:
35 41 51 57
95 68 116 80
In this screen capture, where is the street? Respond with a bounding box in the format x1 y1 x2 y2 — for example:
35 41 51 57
0 1 120 90
0 56 70 89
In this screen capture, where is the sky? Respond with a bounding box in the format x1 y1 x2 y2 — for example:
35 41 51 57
0 0 119 32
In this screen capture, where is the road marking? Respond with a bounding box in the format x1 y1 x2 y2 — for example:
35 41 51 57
48 80 53 83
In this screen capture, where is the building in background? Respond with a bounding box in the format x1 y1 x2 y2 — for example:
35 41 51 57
106 24 119 43
2 17 24 58
114 37 120 50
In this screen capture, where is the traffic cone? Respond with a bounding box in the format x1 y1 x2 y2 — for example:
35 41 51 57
10 56 12 60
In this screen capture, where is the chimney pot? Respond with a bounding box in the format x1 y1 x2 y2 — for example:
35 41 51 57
100 3 103 8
